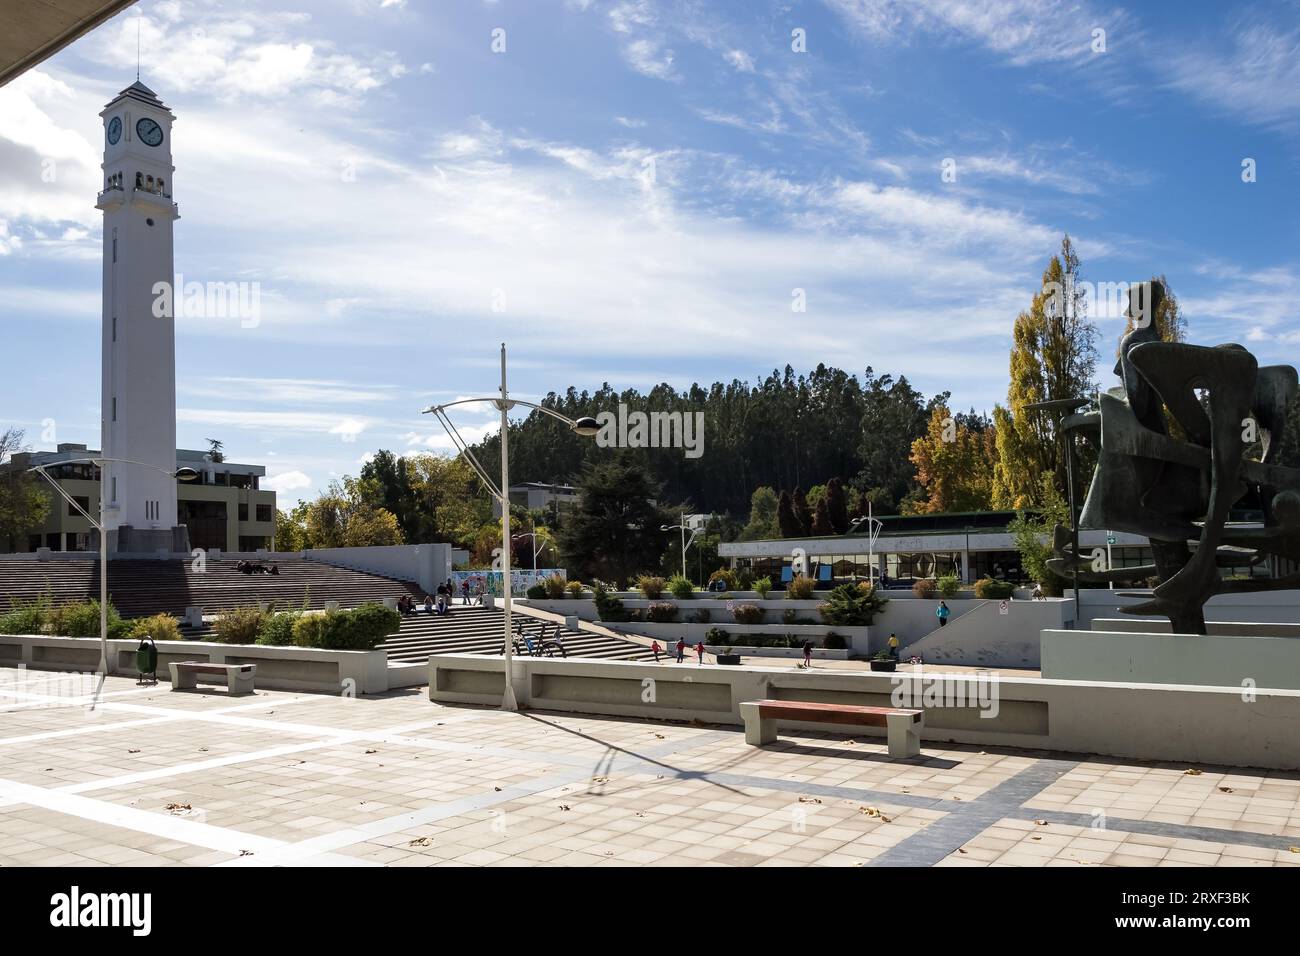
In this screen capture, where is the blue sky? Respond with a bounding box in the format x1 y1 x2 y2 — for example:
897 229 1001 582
1 0 1298 505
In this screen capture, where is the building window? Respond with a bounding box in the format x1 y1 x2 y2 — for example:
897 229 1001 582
112 228 117 263
111 477 117 503
256 504 273 523
238 503 248 522
68 496 90 518
112 397 117 421
112 316 117 341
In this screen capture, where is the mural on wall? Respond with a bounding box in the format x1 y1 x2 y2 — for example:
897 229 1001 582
452 568 566 598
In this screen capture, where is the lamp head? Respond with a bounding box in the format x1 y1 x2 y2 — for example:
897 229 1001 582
571 416 600 437
174 467 200 482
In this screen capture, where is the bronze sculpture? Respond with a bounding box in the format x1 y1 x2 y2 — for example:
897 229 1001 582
1049 282 1300 634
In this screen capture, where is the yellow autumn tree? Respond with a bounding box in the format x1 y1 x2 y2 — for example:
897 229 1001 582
906 405 998 514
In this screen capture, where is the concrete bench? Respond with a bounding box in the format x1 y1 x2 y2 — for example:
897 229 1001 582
168 661 257 696
739 699 923 757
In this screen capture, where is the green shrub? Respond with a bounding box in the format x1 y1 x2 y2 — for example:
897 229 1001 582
593 583 629 622
525 583 547 600
129 613 181 643
292 611 334 648
912 578 937 599
782 608 798 625
818 583 887 626
974 578 1015 600
543 575 567 599
667 574 694 599
48 600 130 639
735 567 754 591
729 603 765 625
0 597 49 635
637 575 666 599
646 601 678 623
937 574 962 598
785 576 815 599
213 606 268 645
257 611 301 646
824 632 847 650
704 627 727 645
707 568 737 592
331 602 401 649
753 576 773 599
565 579 584 598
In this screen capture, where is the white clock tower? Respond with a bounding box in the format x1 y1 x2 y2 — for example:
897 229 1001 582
96 81 188 553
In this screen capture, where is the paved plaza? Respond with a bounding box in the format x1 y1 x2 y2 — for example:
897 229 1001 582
1 664 1298 868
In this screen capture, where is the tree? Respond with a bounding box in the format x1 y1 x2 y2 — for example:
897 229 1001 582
1007 477 1069 594
791 487 813 535
0 428 51 551
777 489 803 538
556 455 666 587
740 486 779 541
992 235 1099 509
857 369 938 508
825 477 849 533
297 477 404 548
907 406 998 514
205 439 225 464
274 505 308 552
810 497 835 536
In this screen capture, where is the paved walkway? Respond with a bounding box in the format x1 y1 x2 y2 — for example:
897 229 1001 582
0 664 1295 866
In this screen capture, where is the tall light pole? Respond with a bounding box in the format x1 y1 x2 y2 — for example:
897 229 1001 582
27 457 198 678
423 344 599 711
512 528 544 573
849 503 884 585
660 512 698 581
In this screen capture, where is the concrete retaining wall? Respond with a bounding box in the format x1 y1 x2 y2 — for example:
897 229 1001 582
306 544 452 595
428 653 1300 770
1042 628 1300 690
1092 618 1300 638
0 634 388 694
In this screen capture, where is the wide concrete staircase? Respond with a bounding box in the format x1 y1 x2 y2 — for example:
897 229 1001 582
379 605 654 663
0 557 423 619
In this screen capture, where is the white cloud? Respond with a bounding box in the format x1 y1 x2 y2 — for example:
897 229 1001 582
725 49 755 72
623 38 676 80
1164 21 1300 131
263 469 312 492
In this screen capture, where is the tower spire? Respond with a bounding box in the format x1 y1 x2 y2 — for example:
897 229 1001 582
136 14 141 81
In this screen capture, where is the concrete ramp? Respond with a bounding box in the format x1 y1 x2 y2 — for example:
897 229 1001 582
902 599 1072 669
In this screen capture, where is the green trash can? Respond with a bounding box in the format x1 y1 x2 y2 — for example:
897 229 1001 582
136 636 158 684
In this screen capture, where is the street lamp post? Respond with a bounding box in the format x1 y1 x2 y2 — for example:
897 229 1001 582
660 512 698 582
849 503 884 585
511 527 544 573
422 343 599 711
27 457 198 679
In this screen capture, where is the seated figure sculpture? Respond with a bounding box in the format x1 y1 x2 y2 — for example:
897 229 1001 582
1049 282 1300 634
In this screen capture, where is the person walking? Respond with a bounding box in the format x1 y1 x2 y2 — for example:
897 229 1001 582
695 641 706 665
802 639 813 669
937 601 950 628
461 579 471 604
675 639 686 664
888 632 900 660
651 640 662 663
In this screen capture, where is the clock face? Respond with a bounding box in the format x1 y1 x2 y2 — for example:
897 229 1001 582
107 116 121 145
136 117 164 147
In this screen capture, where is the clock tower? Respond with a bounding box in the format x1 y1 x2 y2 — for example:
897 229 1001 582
96 81 188 553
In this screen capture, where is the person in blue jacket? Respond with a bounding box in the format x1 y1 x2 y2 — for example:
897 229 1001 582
936 601 950 627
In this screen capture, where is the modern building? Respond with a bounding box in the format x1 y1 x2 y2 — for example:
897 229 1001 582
719 510 1151 585
2 445 276 554
491 482 581 518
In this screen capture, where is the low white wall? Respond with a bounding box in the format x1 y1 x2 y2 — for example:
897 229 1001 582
610 621 870 652
307 544 451 594
1042 628 1300 690
1073 588 1300 630
427 653 1300 770
0 634 388 694
1092 618 1300 638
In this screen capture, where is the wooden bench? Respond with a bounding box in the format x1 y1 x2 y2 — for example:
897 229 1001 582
168 661 257 696
739 699 923 757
